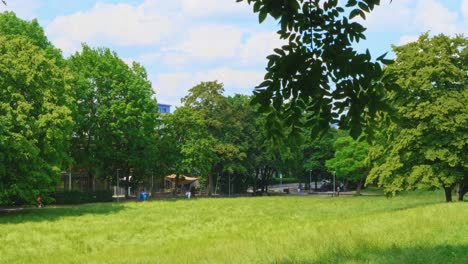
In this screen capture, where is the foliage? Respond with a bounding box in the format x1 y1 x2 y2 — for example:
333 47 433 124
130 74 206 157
160 106 216 180
0 192 467 263
326 134 370 192
0 34 73 205
67 45 159 191
0 11 63 61
238 0 391 139
182 81 245 194
303 128 338 185
367 34 468 201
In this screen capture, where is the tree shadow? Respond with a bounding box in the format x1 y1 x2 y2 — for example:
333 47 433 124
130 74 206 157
273 244 468 264
0 203 125 224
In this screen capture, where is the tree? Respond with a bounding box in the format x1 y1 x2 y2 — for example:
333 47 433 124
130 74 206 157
68 45 159 195
326 134 370 194
238 0 391 139
0 36 73 204
303 129 338 190
0 11 63 62
367 34 468 202
182 81 243 195
160 106 216 194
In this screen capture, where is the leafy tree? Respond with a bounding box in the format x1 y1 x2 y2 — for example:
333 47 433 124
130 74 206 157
238 0 391 139
159 106 216 194
326 134 370 194
0 11 63 62
0 36 73 204
182 81 244 195
217 95 255 194
247 105 289 193
303 129 338 189
367 34 468 202
68 45 159 195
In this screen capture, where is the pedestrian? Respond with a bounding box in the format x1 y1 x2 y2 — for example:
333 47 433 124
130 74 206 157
336 185 340 197
36 194 43 208
185 190 191 199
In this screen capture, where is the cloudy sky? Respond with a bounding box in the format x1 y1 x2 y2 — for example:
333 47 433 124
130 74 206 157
2 0 467 108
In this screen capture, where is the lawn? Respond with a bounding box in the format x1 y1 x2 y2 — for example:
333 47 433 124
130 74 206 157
0 191 467 264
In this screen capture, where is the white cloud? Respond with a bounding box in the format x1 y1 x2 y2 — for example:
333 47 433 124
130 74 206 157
194 68 264 94
361 0 466 35
44 0 277 106
359 0 414 32
47 2 173 54
240 31 285 65
414 0 460 35
152 68 264 106
179 0 251 17
398 35 419 46
1 0 40 20
462 0 468 18
46 0 262 58
150 72 193 97
177 25 243 60
138 29 283 68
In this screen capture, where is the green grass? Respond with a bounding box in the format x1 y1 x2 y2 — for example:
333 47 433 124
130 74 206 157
0 191 467 263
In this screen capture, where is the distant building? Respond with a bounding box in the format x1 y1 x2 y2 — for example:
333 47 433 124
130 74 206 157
158 103 171 114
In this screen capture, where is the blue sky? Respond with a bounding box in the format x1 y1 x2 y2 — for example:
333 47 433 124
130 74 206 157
2 0 467 108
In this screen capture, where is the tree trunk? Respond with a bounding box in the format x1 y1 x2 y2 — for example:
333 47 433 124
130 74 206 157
444 187 452 202
87 171 94 191
457 177 468 201
208 171 213 196
173 173 180 197
253 169 259 196
355 179 363 195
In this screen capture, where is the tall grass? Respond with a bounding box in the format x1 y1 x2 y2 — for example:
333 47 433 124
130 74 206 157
0 191 466 263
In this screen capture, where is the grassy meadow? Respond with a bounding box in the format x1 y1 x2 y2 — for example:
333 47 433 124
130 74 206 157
0 191 467 263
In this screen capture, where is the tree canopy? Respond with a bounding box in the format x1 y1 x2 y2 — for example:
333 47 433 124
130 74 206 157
68 45 159 194
326 134 369 193
367 34 468 202
0 35 73 204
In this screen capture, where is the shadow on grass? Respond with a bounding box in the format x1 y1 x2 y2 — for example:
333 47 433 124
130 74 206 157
274 244 468 264
0 203 125 224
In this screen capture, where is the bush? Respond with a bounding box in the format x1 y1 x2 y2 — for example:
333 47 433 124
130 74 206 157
53 190 113 204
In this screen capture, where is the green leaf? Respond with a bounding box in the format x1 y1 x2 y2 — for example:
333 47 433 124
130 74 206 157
259 11 267 23
346 0 358 7
358 2 369 12
349 9 360 19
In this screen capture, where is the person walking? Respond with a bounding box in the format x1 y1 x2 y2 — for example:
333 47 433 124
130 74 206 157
36 194 43 208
